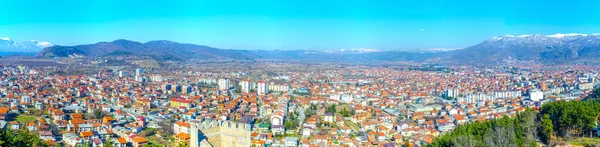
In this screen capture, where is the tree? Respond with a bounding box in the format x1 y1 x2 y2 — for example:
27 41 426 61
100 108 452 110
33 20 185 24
158 120 174 136
326 104 337 113
430 88 600 147
340 108 351 117
304 108 314 118
103 139 115 147
95 111 104 119
452 135 479 147
540 114 553 145
177 142 188 147
143 144 164 147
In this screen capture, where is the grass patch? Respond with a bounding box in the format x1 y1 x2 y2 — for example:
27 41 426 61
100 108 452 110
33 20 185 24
344 121 360 132
563 137 600 146
16 115 37 123
147 135 169 146
335 104 349 112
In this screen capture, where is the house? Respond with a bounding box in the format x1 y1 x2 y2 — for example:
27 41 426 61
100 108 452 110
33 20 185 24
436 122 455 132
324 112 334 123
132 136 148 147
80 131 94 140
63 133 84 147
116 137 127 147
173 121 190 134
175 132 190 145
10 121 19 130
92 138 103 147
271 111 285 126
52 110 65 120
170 98 192 109
0 107 8 120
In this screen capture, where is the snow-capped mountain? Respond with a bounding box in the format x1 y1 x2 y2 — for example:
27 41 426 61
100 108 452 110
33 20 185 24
415 48 463 53
446 33 600 64
324 48 382 54
0 37 54 52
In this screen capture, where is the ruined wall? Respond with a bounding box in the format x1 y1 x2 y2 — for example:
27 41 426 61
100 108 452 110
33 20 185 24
190 120 252 147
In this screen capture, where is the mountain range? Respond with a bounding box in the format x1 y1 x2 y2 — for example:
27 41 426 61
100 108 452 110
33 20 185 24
6 33 600 64
36 39 438 62
444 33 600 64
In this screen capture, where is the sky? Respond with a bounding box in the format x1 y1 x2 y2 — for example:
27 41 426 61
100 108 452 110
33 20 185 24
1 0 600 50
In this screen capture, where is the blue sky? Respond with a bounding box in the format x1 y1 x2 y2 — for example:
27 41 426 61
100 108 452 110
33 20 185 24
1 0 600 50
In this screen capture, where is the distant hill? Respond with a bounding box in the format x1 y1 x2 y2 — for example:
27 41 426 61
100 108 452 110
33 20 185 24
37 33 600 64
37 39 260 60
37 39 438 62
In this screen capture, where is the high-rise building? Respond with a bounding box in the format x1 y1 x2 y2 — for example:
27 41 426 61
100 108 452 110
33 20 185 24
150 75 163 82
118 71 129 77
446 89 459 98
218 78 230 91
163 84 172 92
183 85 193 94
136 68 144 75
240 80 251 93
257 81 268 95
135 75 144 82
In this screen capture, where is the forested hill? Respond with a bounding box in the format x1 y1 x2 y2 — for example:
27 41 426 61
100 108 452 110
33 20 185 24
431 88 600 147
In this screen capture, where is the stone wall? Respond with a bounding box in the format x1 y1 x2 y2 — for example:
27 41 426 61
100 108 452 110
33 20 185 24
190 119 252 147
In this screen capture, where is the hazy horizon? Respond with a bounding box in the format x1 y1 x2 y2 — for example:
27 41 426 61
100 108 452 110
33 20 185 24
2 0 600 50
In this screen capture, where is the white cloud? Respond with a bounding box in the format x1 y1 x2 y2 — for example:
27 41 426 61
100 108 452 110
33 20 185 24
420 29 426 32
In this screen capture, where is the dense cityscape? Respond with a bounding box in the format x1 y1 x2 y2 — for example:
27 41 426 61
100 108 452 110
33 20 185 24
3 0 600 147
0 60 597 147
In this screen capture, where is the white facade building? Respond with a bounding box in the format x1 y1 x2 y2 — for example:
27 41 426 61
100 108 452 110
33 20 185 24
240 80 251 93
218 78 230 91
529 90 544 101
257 81 268 95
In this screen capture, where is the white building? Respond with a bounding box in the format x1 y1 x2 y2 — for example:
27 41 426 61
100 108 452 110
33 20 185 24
240 80 251 93
578 82 595 90
458 93 494 103
257 81 268 95
118 71 129 77
198 78 217 85
446 89 459 98
269 84 290 92
150 75 163 82
218 78 230 91
529 90 544 101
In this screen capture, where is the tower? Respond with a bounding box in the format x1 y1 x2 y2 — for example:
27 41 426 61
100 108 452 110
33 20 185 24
190 123 198 147
218 78 230 91
240 80 251 93
257 81 268 96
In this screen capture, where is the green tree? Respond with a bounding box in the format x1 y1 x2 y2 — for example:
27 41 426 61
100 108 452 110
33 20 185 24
177 142 188 147
540 114 553 145
326 104 337 113
340 108 351 117
103 139 115 147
